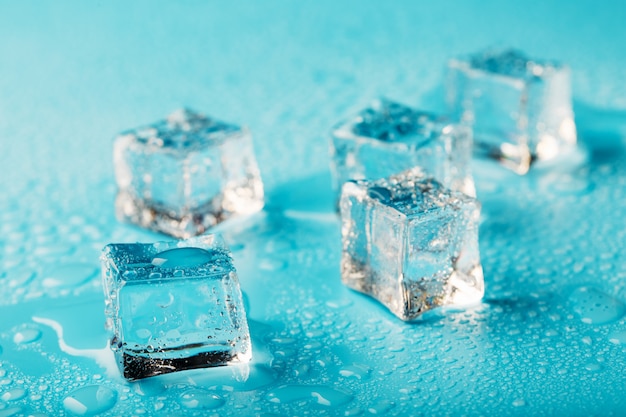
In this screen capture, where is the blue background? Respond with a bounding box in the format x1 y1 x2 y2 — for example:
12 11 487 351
1 1 626 416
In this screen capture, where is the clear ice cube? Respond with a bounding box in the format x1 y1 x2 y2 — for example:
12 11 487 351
340 168 484 321
329 99 475 203
101 234 251 380
447 49 577 174
114 109 264 238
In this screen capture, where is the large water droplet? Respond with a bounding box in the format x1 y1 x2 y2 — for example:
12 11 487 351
178 388 225 409
62 385 117 416
42 264 97 289
151 248 214 268
13 328 41 344
0 407 23 417
568 286 625 324
4 269 35 288
266 385 353 407
0 388 27 401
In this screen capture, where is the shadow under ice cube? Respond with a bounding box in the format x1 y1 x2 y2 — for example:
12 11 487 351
340 168 484 321
447 49 577 174
330 99 475 203
114 109 264 238
101 234 251 380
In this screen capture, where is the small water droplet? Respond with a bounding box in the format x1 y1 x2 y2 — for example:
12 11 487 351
259 259 287 271
42 264 97 288
512 398 526 407
151 247 214 268
608 329 626 345
62 385 117 416
584 361 603 372
368 400 394 414
122 270 137 280
178 388 224 410
368 186 392 202
266 385 353 407
326 299 353 309
339 364 371 380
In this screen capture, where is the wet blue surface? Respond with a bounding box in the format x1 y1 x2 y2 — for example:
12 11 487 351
1 1 626 415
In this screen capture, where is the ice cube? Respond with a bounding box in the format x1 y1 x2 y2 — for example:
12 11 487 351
114 109 264 238
329 99 475 204
447 49 577 174
340 168 484 321
100 234 251 380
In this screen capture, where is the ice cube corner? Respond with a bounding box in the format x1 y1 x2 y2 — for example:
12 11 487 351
100 234 251 380
340 168 484 321
114 108 264 238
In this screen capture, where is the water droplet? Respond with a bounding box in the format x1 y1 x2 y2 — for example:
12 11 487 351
326 299 353 309
0 407 23 417
368 400 394 414
178 388 224 410
339 364 371 380
1 388 27 401
151 248 214 268
122 270 137 280
512 398 526 407
132 379 166 397
62 385 117 416
344 407 364 416
259 258 287 271
584 361 603 372
13 328 41 344
568 286 625 324
545 175 593 196
266 385 353 407
368 186 392 202
609 329 626 345
42 264 97 288
3 269 35 288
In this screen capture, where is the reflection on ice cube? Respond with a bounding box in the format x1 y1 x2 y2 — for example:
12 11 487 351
113 109 264 238
340 168 484 321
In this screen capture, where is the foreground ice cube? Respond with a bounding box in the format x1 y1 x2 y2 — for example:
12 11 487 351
114 109 264 238
101 234 251 380
447 49 577 174
330 99 475 203
340 168 484 321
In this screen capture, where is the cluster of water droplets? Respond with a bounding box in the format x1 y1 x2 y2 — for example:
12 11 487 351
2 129 626 415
